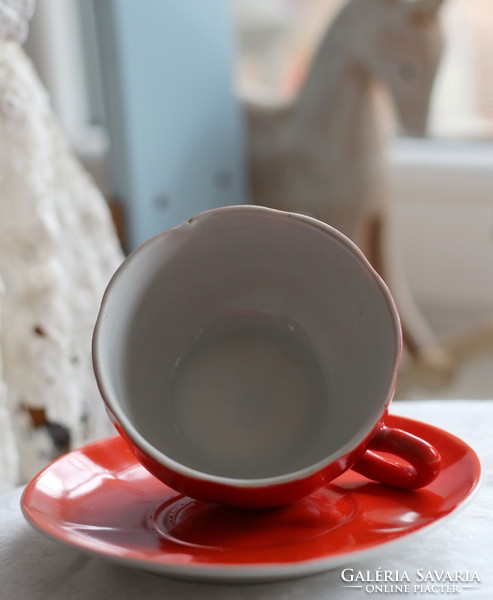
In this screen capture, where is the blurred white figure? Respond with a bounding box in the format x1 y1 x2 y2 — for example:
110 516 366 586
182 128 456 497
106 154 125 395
244 0 451 371
0 0 123 490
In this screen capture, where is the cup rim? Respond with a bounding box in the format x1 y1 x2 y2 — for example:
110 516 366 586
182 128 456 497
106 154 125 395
92 205 402 488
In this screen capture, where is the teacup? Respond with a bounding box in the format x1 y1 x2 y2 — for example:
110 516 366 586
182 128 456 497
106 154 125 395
92 205 440 508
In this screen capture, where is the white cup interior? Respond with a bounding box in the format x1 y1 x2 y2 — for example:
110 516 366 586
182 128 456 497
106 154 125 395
94 207 401 483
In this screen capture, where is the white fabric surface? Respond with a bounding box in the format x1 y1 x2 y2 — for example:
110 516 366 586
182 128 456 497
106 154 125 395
0 400 491 600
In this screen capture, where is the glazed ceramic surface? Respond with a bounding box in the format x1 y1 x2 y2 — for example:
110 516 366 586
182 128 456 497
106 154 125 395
21 415 481 583
93 206 439 507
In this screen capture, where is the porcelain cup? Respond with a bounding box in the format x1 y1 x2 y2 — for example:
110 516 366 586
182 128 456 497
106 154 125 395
93 205 440 508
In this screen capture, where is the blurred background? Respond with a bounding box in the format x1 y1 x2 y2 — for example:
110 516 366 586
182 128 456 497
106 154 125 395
22 0 493 400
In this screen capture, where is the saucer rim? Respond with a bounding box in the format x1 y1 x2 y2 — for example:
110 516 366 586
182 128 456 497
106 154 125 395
21 414 482 583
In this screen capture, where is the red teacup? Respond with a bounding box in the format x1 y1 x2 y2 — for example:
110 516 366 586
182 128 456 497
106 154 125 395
93 206 440 508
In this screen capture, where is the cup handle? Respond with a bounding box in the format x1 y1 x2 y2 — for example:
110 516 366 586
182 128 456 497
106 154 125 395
352 425 441 489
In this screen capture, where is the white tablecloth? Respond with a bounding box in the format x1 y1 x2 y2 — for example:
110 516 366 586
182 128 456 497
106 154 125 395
1 400 491 600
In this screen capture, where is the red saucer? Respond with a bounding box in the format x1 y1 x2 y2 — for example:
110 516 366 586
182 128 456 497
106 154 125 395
21 415 481 582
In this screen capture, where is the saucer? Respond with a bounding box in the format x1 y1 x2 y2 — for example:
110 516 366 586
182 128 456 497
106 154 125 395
21 415 481 583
